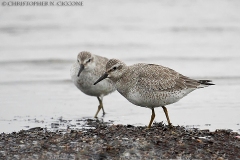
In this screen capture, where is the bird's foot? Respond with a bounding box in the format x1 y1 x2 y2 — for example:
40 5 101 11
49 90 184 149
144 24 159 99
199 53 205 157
102 112 106 117
168 123 173 128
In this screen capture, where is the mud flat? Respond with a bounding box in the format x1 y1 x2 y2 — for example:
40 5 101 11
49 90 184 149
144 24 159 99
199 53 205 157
0 119 239 159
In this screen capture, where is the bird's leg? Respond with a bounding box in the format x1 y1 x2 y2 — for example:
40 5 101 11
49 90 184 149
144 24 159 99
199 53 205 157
148 108 155 128
94 97 105 118
97 96 105 115
162 106 172 127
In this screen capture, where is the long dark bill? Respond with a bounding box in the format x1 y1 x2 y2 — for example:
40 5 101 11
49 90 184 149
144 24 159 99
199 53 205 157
77 64 84 77
94 73 108 85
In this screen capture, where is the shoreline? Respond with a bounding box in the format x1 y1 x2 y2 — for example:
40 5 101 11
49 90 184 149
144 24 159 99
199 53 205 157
0 119 239 159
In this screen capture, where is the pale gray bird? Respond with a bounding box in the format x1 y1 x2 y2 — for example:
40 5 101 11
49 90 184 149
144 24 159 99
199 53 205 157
70 51 115 118
94 59 214 128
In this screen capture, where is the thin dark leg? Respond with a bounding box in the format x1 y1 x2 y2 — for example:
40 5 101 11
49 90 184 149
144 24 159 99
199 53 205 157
148 108 155 128
162 106 172 126
94 97 105 118
97 97 105 114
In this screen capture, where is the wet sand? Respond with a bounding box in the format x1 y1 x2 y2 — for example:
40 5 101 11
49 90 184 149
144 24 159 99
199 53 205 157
0 119 239 159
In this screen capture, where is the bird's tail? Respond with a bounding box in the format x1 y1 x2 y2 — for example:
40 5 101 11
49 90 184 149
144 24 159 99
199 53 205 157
198 80 215 88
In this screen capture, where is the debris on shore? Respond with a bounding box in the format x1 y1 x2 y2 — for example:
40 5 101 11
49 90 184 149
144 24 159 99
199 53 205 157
0 119 239 159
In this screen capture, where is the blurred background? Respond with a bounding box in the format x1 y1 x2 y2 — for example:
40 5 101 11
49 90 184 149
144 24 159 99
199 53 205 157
0 0 240 133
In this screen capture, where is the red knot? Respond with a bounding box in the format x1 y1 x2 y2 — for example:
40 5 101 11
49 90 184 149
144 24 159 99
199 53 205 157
70 51 116 118
94 59 214 128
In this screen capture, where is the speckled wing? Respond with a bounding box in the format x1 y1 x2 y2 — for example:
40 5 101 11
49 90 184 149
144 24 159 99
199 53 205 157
136 64 200 92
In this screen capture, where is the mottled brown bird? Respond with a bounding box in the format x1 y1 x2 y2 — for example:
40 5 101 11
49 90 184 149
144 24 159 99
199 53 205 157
94 59 214 128
70 51 115 118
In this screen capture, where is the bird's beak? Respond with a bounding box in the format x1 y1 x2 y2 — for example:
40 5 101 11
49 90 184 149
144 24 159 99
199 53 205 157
77 64 84 77
94 73 108 85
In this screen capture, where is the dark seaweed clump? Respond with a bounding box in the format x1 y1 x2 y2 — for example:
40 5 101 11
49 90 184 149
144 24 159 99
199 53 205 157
0 119 239 159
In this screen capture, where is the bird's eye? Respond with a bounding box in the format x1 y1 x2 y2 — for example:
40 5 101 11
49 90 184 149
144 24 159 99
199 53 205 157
87 59 91 63
113 67 117 70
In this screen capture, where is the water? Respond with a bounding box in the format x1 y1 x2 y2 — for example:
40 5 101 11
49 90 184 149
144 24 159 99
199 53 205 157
0 0 240 133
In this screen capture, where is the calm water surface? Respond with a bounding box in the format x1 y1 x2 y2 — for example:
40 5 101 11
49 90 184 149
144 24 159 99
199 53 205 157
0 0 240 133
